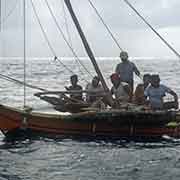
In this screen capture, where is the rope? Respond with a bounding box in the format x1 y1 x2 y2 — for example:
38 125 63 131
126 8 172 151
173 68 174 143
61 0 72 47
30 0 55 56
0 0 18 27
30 0 76 75
31 0 91 83
87 0 123 51
123 0 180 59
61 0 92 79
0 73 47 91
45 0 93 78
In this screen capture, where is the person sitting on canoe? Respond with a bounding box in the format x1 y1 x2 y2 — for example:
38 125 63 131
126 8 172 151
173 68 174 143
65 74 83 101
144 74 179 110
133 74 151 105
86 76 104 103
115 51 141 98
110 73 131 105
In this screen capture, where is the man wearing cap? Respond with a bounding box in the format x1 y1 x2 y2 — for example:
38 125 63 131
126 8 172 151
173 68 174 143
144 74 178 110
115 51 140 94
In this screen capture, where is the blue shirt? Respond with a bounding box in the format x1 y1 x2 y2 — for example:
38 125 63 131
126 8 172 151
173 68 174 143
144 84 171 109
115 61 139 83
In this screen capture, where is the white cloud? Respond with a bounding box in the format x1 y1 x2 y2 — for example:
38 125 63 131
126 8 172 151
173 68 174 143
1 0 180 58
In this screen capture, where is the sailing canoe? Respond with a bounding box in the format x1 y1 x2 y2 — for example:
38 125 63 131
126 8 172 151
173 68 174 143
0 104 180 139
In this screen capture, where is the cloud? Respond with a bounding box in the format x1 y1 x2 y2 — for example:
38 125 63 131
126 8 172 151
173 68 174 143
1 0 180 58
85 0 180 29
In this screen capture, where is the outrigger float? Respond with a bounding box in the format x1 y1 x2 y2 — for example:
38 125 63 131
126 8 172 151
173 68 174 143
0 0 180 139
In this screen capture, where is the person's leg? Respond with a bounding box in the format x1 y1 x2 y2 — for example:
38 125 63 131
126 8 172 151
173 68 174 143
128 80 134 102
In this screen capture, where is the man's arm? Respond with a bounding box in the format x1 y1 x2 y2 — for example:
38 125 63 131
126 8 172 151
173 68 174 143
110 87 113 95
168 89 179 109
169 90 178 103
65 86 70 91
144 86 149 99
133 63 140 77
78 85 83 90
115 64 120 74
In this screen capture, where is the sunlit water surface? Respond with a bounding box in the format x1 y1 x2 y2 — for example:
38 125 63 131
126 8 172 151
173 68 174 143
0 57 180 179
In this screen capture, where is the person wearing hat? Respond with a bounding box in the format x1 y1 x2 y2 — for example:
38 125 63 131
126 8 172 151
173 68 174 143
85 76 104 103
115 51 140 95
144 74 178 110
110 73 131 104
65 74 83 100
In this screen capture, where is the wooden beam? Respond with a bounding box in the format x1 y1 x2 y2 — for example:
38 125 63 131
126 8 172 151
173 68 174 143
34 90 107 96
64 0 109 93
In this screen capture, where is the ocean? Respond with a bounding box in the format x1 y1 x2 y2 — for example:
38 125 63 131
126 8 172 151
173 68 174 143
0 57 180 179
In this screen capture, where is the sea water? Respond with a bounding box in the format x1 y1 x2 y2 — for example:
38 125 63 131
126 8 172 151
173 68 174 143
0 57 180 179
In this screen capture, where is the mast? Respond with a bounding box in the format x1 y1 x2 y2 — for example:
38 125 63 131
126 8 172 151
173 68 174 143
64 0 109 93
0 0 1 31
23 0 26 107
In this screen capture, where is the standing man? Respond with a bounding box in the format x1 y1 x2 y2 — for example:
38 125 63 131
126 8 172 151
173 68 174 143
115 51 141 94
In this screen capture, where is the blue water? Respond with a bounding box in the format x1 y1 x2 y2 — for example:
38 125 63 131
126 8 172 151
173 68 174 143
1 57 180 179
1 137 180 180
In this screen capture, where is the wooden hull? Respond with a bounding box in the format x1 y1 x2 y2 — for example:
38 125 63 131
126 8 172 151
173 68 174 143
0 104 180 139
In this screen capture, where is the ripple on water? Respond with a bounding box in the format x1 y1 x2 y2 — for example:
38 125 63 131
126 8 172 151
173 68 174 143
0 136 180 179
0 58 180 179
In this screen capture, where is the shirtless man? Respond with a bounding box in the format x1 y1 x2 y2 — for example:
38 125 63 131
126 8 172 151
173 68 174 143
133 74 151 105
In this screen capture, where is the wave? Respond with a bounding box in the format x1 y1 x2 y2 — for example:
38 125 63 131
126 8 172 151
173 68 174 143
0 56 178 61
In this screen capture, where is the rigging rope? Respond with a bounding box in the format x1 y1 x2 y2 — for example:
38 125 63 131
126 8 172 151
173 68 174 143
123 0 180 59
61 0 72 47
0 0 18 27
30 0 76 75
45 0 93 78
87 0 123 51
60 0 92 79
0 73 47 91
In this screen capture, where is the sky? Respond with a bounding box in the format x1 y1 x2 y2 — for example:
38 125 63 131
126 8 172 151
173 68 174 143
0 0 180 58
